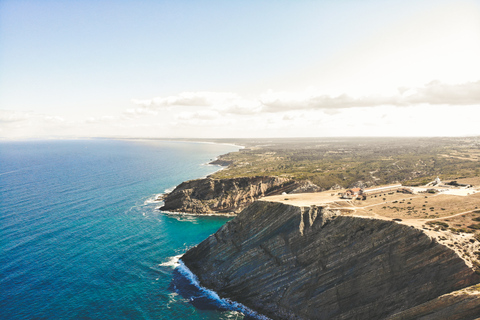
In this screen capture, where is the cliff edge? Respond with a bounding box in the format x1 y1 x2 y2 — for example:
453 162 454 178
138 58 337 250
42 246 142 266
160 176 320 214
181 201 480 319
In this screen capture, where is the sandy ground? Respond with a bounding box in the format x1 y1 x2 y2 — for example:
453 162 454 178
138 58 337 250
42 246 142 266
262 191 344 207
263 187 480 219
411 186 477 196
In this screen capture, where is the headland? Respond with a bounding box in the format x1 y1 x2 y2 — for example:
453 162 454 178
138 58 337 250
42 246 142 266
181 184 480 319
164 137 480 319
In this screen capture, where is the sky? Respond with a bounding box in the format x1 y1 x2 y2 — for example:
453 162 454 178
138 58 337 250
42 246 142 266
1 0 480 139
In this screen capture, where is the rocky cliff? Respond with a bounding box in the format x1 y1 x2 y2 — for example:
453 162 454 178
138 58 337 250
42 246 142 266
181 201 480 319
388 283 480 320
160 176 320 214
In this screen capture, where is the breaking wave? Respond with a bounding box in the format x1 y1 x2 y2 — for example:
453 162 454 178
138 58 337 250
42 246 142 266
158 254 183 267
173 259 271 320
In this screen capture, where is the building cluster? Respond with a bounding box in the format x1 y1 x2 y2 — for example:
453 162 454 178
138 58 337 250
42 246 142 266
339 177 475 200
341 184 405 200
445 180 473 188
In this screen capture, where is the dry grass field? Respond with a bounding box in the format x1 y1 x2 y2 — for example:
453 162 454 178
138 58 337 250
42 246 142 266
364 193 480 219
262 180 480 270
454 177 480 186
437 210 480 233
267 188 480 219
263 179 480 243
441 149 480 161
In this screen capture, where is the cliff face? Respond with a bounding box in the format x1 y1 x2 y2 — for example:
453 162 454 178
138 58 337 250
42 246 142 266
388 284 480 320
160 176 320 214
181 201 480 320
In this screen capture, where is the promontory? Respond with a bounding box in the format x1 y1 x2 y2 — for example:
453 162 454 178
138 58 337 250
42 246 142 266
165 137 480 319
182 185 480 319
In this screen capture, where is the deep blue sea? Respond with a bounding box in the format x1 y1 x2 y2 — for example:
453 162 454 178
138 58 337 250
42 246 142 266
0 139 247 320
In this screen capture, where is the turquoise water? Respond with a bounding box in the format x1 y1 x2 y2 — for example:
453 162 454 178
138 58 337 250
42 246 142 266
0 139 245 319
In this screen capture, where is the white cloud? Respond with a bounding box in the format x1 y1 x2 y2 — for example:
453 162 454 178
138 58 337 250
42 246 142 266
175 110 221 121
2 79 479 139
123 107 159 118
128 91 249 119
0 110 72 139
128 91 266 121
131 91 238 108
405 80 480 105
109 79 480 138
0 110 36 123
259 80 480 112
43 115 65 123
215 99 262 115
85 115 120 123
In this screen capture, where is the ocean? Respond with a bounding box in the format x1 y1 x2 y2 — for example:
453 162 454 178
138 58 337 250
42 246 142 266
0 139 249 319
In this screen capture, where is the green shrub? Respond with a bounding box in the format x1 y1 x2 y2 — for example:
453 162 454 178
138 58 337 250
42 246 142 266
427 221 449 228
450 227 473 233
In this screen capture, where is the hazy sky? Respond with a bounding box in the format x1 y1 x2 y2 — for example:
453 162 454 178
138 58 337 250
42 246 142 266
1 0 479 139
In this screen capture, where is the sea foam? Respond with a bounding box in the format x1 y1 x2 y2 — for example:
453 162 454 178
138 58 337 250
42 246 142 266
158 254 183 267
177 259 271 320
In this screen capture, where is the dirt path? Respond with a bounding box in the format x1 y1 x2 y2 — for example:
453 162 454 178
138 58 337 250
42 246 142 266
429 209 477 221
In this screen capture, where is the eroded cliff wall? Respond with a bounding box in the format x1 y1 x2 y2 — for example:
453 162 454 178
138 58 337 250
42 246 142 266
182 201 480 320
387 283 480 320
160 176 319 214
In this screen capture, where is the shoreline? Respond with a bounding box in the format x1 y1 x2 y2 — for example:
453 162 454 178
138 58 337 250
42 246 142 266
117 137 246 150
176 259 270 320
156 141 269 317
159 138 480 319
155 140 244 216
160 209 237 217
180 200 480 319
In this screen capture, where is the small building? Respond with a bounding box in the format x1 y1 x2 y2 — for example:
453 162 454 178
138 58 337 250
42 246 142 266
362 184 402 197
397 187 414 194
342 188 362 199
446 181 472 188
426 176 443 187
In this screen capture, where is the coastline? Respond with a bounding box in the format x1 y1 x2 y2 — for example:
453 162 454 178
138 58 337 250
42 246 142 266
158 138 480 319
0 139 247 320
151 140 267 318
118 137 246 150
156 140 244 216
145 138 480 318
180 200 480 319
176 259 271 320
160 210 237 217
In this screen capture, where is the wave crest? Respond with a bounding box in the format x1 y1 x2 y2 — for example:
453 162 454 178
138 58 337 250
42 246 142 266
176 260 271 320
159 254 183 267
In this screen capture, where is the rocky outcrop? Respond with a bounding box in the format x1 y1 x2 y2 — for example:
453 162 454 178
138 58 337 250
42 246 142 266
288 180 321 194
160 176 320 214
181 201 480 320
